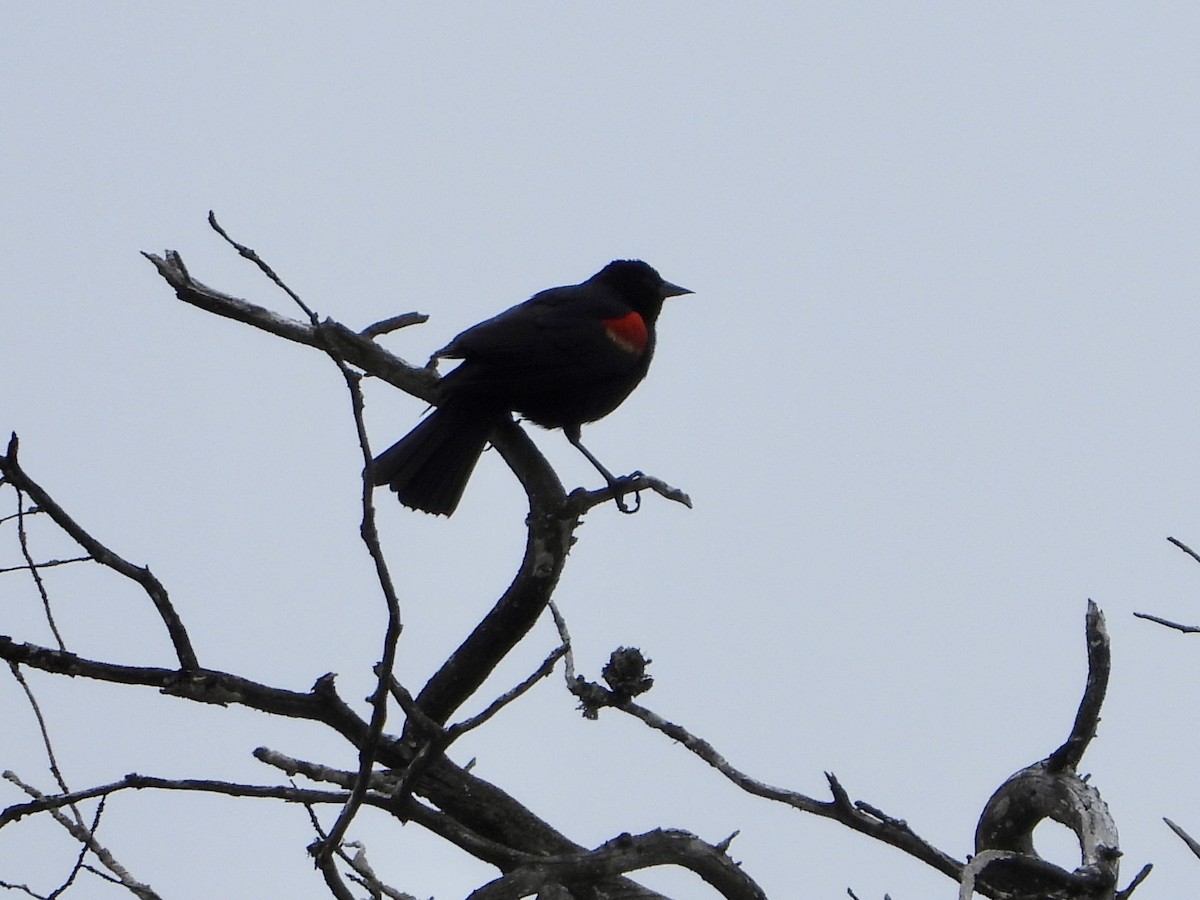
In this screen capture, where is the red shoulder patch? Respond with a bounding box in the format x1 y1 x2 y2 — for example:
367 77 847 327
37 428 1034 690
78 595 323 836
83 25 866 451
603 311 648 355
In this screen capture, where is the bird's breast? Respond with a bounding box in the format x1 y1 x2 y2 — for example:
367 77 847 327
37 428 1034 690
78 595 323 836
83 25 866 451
602 311 649 355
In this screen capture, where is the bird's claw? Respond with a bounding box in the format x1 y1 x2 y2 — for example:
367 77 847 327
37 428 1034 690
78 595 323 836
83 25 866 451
615 472 644 514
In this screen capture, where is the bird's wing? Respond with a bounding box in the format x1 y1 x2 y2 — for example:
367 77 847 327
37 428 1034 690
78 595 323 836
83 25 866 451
436 286 645 380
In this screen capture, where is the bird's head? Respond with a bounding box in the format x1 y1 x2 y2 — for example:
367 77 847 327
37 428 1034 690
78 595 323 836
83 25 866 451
593 259 691 321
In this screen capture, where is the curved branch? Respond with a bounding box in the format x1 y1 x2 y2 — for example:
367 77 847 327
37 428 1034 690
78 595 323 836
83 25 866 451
465 829 767 900
411 420 572 726
971 601 1122 899
1 434 198 671
1048 600 1109 772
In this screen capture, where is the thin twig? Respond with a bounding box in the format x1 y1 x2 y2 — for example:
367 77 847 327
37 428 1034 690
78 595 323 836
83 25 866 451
49 795 106 898
446 644 567 739
0 556 91 575
15 488 67 652
342 841 422 900
318 364 404 858
1132 611 1200 633
548 600 577 682
3 772 161 900
1165 817 1200 859
386 644 566 808
206 214 406 862
1115 862 1154 899
359 312 429 339
1 771 354 828
7 662 83 827
299 794 412 900
0 506 45 526
1167 536 1200 565
207 211 316 320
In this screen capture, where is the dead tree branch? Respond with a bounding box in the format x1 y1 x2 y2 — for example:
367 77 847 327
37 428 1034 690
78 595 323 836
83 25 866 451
465 829 768 900
548 605 967 886
1 434 197 671
1134 537 1200 633
969 601 1127 900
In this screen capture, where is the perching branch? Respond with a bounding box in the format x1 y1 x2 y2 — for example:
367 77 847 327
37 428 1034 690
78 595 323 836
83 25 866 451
142 239 685 732
563 472 693 516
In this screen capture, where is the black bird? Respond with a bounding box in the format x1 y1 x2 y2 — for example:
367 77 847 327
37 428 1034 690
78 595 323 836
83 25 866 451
372 260 691 515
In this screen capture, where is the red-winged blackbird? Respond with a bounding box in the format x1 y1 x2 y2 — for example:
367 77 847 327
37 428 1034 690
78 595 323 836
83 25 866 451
372 260 691 515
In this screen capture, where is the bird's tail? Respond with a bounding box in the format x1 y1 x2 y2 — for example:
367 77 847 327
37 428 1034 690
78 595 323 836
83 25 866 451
371 402 498 516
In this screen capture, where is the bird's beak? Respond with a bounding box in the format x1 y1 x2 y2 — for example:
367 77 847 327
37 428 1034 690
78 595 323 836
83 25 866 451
660 280 693 299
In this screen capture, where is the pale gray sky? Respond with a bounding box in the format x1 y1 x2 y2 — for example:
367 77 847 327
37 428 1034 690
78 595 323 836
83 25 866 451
4 5 1200 898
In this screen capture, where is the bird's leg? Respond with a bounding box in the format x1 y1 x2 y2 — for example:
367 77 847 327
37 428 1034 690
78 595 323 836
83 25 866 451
564 426 640 514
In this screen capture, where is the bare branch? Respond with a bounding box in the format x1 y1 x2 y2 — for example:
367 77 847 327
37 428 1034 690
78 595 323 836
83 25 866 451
408 417 573 727
466 829 767 900
1164 817 1200 859
2 771 351 828
141 249 437 400
0 506 46 526
53 795 105 897
561 662 964 882
1134 539 1200 631
0 638 370 748
207 211 317 321
8 663 73 799
564 473 692 516
0 434 198 671
3 772 161 900
972 603 1122 898
255 748 561 873
1167 536 1200 565
12 488 66 651
1115 863 1154 900
359 312 430 339
298 801 399 900
342 841 422 900
168 218 409 860
1047 600 1109 772
0 556 91 575
446 643 567 740
1132 611 1200 633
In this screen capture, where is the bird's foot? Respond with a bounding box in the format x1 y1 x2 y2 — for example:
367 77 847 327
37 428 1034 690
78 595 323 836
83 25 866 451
613 473 643 515
562 472 690 517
